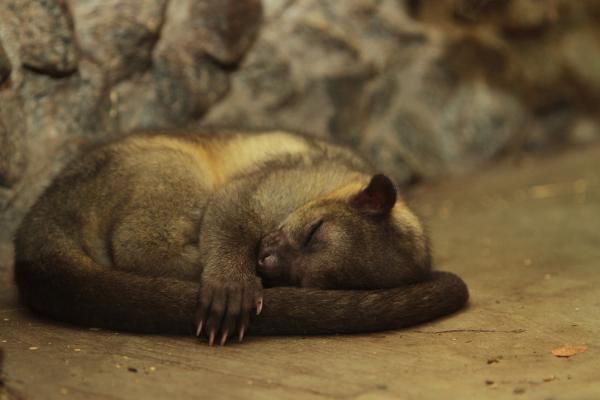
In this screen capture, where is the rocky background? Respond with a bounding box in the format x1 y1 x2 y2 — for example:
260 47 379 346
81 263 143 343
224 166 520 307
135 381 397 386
1 0 600 247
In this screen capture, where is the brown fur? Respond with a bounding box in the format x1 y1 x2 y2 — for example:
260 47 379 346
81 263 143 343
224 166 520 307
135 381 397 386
14 129 468 344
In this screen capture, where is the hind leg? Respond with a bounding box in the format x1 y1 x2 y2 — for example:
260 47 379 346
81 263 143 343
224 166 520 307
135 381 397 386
110 190 207 281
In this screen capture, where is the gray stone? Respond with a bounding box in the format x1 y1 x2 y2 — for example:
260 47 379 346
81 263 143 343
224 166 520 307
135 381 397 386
0 91 27 188
525 100 575 150
204 0 444 182
147 0 264 125
562 30 600 95
9 0 78 76
502 0 557 34
326 70 376 144
437 81 526 167
158 0 262 65
69 0 167 84
189 0 262 64
0 60 106 237
205 0 600 183
0 41 11 85
153 49 230 125
363 64 526 180
108 72 172 132
205 0 422 119
19 59 107 142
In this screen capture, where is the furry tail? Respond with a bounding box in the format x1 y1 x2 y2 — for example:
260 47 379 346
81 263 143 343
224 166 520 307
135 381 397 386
253 271 468 335
15 258 199 334
15 247 468 335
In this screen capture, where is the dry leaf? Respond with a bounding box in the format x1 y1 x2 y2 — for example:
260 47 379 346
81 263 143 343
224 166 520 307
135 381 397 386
551 345 587 357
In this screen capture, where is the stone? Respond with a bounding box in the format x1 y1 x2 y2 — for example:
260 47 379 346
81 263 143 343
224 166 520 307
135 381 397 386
157 0 263 65
0 60 107 238
148 0 264 124
19 59 107 142
0 91 27 188
451 0 500 23
153 49 230 125
361 64 526 181
0 41 11 85
437 81 525 167
8 0 78 76
502 0 558 34
68 0 167 84
108 72 172 132
204 0 425 125
188 0 263 64
203 0 455 182
562 30 600 96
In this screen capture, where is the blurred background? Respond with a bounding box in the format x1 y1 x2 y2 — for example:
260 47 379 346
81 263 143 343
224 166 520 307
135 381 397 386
1 0 599 241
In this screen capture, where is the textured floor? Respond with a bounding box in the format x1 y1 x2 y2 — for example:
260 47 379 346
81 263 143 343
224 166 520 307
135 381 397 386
1 145 599 399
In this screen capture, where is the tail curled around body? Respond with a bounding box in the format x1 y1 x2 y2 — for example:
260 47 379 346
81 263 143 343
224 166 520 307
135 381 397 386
253 271 468 335
15 244 468 336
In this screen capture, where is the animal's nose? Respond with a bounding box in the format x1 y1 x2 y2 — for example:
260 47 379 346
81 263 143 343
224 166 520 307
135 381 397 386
258 230 285 272
258 253 278 269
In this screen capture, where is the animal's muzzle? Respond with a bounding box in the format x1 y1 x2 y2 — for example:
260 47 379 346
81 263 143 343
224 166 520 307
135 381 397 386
257 230 288 280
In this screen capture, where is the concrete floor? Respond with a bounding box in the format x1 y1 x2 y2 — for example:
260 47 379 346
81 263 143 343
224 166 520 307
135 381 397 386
1 145 599 399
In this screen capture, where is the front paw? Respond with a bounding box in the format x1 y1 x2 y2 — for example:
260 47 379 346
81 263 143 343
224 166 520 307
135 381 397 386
195 276 263 345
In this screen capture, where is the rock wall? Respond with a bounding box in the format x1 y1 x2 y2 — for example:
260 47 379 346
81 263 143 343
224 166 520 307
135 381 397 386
206 0 600 181
1 0 599 240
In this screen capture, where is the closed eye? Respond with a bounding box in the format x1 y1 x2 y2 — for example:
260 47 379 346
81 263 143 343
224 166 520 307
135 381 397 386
303 219 324 247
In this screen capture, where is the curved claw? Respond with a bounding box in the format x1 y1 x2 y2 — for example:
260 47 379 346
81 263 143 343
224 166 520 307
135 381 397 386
196 278 263 346
220 330 229 346
256 296 263 315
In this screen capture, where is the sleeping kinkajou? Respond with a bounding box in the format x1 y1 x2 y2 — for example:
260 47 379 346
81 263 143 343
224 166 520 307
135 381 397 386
14 129 468 345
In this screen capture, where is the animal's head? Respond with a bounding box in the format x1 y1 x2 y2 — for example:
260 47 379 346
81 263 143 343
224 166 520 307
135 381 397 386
257 174 431 288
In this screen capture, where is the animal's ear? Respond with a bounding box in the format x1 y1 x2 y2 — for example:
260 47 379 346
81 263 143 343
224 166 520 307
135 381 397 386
350 174 397 216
